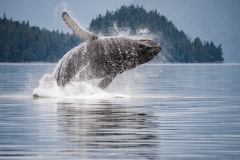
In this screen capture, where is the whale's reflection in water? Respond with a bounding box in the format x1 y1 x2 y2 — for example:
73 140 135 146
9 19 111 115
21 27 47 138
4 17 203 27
57 99 160 159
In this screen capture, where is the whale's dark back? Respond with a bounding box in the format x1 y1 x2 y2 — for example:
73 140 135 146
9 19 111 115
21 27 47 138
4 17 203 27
54 37 160 87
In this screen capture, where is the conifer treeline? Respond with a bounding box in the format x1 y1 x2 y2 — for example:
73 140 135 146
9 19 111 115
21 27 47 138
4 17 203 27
90 5 224 63
0 14 81 62
0 5 224 63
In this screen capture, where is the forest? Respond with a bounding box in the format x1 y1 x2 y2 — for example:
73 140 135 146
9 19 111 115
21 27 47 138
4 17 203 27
90 5 224 63
0 13 81 62
0 5 224 63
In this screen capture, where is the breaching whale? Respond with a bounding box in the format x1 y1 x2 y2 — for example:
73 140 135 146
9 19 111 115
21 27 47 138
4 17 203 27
54 12 161 89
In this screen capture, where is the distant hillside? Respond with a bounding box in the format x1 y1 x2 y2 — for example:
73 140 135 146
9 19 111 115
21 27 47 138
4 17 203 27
90 5 224 63
0 14 81 62
0 5 224 63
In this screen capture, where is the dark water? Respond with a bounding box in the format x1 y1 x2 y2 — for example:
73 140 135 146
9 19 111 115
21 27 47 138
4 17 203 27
0 63 240 159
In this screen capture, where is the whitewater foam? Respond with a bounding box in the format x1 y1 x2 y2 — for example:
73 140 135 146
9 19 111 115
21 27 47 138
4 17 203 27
33 73 130 99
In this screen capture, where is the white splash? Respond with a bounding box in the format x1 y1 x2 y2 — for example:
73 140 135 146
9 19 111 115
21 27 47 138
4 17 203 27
54 2 86 29
54 2 72 19
106 22 157 41
33 73 129 99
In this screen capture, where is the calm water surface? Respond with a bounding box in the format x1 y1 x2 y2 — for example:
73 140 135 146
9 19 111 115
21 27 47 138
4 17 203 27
0 63 240 159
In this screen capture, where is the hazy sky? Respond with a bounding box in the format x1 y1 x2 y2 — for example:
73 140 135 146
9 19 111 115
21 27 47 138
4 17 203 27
0 0 239 62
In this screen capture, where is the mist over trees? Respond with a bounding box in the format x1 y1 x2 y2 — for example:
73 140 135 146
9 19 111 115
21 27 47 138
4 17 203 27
0 5 224 63
90 5 224 63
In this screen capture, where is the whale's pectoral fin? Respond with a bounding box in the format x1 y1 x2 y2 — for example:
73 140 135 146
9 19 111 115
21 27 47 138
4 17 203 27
62 12 98 41
98 75 117 90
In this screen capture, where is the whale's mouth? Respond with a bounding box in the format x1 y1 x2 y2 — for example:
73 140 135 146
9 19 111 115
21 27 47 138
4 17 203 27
139 39 160 48
147 47 160 59
136 39 162 65
139 39 161 54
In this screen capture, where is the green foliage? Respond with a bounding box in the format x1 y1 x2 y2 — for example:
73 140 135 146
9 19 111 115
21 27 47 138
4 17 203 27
90 5 224 63
0 15 81 62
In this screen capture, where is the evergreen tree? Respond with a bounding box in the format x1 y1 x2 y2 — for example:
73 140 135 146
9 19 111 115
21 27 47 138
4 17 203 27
3 12 6 19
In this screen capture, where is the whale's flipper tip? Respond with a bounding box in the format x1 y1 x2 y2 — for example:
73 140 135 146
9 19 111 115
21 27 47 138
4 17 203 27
62 12 67 18
62 12 98 41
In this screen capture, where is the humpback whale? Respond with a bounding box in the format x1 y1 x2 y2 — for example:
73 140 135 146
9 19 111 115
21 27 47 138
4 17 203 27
54 12 161 89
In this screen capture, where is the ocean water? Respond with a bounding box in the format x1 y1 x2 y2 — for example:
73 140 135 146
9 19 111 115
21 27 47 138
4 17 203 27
0 63 240 159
